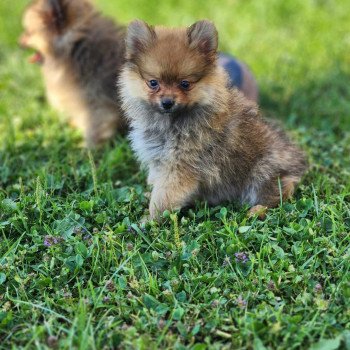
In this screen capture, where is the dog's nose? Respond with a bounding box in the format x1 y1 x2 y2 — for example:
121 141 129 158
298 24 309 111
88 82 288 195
161 98 175 110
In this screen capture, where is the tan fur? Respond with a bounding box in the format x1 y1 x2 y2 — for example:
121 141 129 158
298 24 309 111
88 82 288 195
149 169 198 218
247 205 267 219
119 20 307 219
20 0 126 146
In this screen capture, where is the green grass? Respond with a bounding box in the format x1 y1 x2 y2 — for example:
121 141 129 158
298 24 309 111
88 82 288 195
0 0 350 349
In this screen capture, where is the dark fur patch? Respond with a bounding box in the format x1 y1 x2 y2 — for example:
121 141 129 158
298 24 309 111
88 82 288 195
40 0 67 32
48 0 65 30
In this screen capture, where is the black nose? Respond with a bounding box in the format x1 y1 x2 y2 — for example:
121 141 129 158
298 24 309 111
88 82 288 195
161 98 175 110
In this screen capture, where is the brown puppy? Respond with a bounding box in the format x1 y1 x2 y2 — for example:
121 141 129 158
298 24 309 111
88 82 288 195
20 0 126 146
119 20 307 219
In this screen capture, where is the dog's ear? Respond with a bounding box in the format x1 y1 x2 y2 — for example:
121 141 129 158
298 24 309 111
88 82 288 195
187 20 218 55
43 0 66 32
126 20 156 59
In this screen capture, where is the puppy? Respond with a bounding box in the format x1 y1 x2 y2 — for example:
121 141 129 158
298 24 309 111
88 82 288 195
20 0 127 146
119 20 307 219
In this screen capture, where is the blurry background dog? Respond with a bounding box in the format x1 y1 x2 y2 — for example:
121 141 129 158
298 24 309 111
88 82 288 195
20 0 258 147
20 0 127 147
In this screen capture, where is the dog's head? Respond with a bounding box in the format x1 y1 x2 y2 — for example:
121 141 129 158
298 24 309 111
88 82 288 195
19 0 93 62
122 19 222 115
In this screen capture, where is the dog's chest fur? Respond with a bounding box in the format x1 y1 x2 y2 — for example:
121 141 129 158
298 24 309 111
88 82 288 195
130 121 197 168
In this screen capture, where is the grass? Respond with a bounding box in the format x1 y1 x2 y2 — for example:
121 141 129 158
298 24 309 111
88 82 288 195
0 0 349 349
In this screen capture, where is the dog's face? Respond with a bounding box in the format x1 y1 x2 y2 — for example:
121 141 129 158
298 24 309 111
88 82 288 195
20 0 52 58
123 20 220 115
19 0 93 62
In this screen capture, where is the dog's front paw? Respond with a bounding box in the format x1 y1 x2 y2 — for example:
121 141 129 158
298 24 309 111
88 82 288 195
149 202 165 220
247 205 268 220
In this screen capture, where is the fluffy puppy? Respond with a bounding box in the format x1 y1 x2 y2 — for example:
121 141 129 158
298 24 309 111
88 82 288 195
20 0 126 146
119 20 307 219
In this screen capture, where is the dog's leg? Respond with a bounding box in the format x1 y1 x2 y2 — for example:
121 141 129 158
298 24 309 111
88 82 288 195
149 170 198 219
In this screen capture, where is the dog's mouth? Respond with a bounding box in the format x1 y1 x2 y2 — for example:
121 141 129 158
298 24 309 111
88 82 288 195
29 51 44 65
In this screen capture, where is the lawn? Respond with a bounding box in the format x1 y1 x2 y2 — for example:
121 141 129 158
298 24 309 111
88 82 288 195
0 0 350 349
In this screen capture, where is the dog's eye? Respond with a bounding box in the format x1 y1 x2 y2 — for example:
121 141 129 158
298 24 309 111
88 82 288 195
180 80 191 90
148 80 159 90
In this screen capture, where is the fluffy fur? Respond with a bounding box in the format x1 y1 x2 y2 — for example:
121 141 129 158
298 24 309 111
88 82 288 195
20 0 127 146
119 20 307 219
